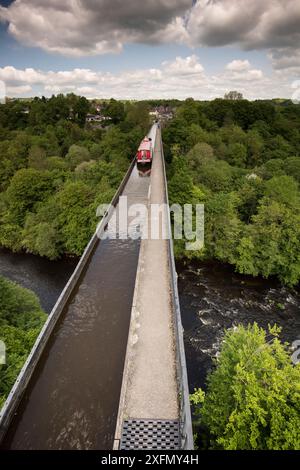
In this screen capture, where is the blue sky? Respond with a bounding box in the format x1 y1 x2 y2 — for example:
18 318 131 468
0 0 299 99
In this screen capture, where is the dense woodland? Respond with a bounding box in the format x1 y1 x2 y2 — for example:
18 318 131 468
163 97 300 449
0 95 299 449
191 323 300 450
0 94 150 407
0 95 149 259
164 98 300 286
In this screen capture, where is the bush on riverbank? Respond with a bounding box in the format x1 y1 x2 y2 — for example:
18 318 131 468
0 275 46 408
191 323 300 450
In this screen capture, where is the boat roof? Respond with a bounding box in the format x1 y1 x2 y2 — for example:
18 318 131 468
138 138 152 151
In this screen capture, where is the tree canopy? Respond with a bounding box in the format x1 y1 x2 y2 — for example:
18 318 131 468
164 97 300 286
0 95 149 259
0 276 46 408
191 323 300 450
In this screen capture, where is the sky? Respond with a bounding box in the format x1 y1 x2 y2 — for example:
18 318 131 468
0 0 299 100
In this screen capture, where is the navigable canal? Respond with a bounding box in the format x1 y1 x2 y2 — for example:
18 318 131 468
1 248 299 445
0 165 150 450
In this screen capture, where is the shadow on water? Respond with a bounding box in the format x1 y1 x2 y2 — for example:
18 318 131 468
177 259 300 391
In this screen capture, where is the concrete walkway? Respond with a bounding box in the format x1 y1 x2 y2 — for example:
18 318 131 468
114 128 178 448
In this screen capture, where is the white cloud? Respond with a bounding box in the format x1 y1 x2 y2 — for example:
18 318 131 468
187 0 300 50
0 56 295 100
223 61 264 82
226 60 251 72
0 66 46 84
211 61 272 100
162 55 204 76
6 84 32 95
269 48 300 76
0 0 191 56
0 0 299 76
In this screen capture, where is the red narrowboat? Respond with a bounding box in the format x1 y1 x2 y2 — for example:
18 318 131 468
136 137 153 164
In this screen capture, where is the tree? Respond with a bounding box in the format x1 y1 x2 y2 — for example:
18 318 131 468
205 192 242 263
236 199 300 286
219 124 246 145
237 177 263 223
168 152 194 206
225 143 247 167
22 216 60 259
177 98 201 125
66 144 91 169
55 181 96 255
0 275 46 330
185 124 210 150
186 142 214 171
264 175 299 209
105 98 125 124
258 158 285 179
245 129 264 167
162 117 191 150
196 160 233 192
191 323 300 450
124 102 150 131
5 168 56 224
28 146 48 170
73 96 90 126
224 91 243 100
0 276 46 407
284 157 300 183
264 135 293 161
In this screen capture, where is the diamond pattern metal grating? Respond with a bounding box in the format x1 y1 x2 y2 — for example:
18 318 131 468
119 419 181 450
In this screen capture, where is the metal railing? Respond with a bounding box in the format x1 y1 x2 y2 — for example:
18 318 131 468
159 129 194 450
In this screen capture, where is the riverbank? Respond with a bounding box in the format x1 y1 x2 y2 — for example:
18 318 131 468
0 248 77 313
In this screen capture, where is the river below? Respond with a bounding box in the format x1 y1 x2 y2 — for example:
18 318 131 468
1 249 299 398
177 259 300 391
0 248 77 313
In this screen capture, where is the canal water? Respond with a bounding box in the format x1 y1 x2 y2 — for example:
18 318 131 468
0 164 151 450
177 260 300 391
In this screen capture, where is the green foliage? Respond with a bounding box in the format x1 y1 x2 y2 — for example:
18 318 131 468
124 102 150 132
186 142 214 170
5 168 57 224
225 143 247 167
264 175 299 208
164 98 300 286
283 157 300 183
0 276 46 406
191 324 300 450
66 144 91 169
55 181 96 255
196 160 234 192
0 94 145 259
105 98 125 124
236 200 300 286
168 152 194 206
205 192 242 263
